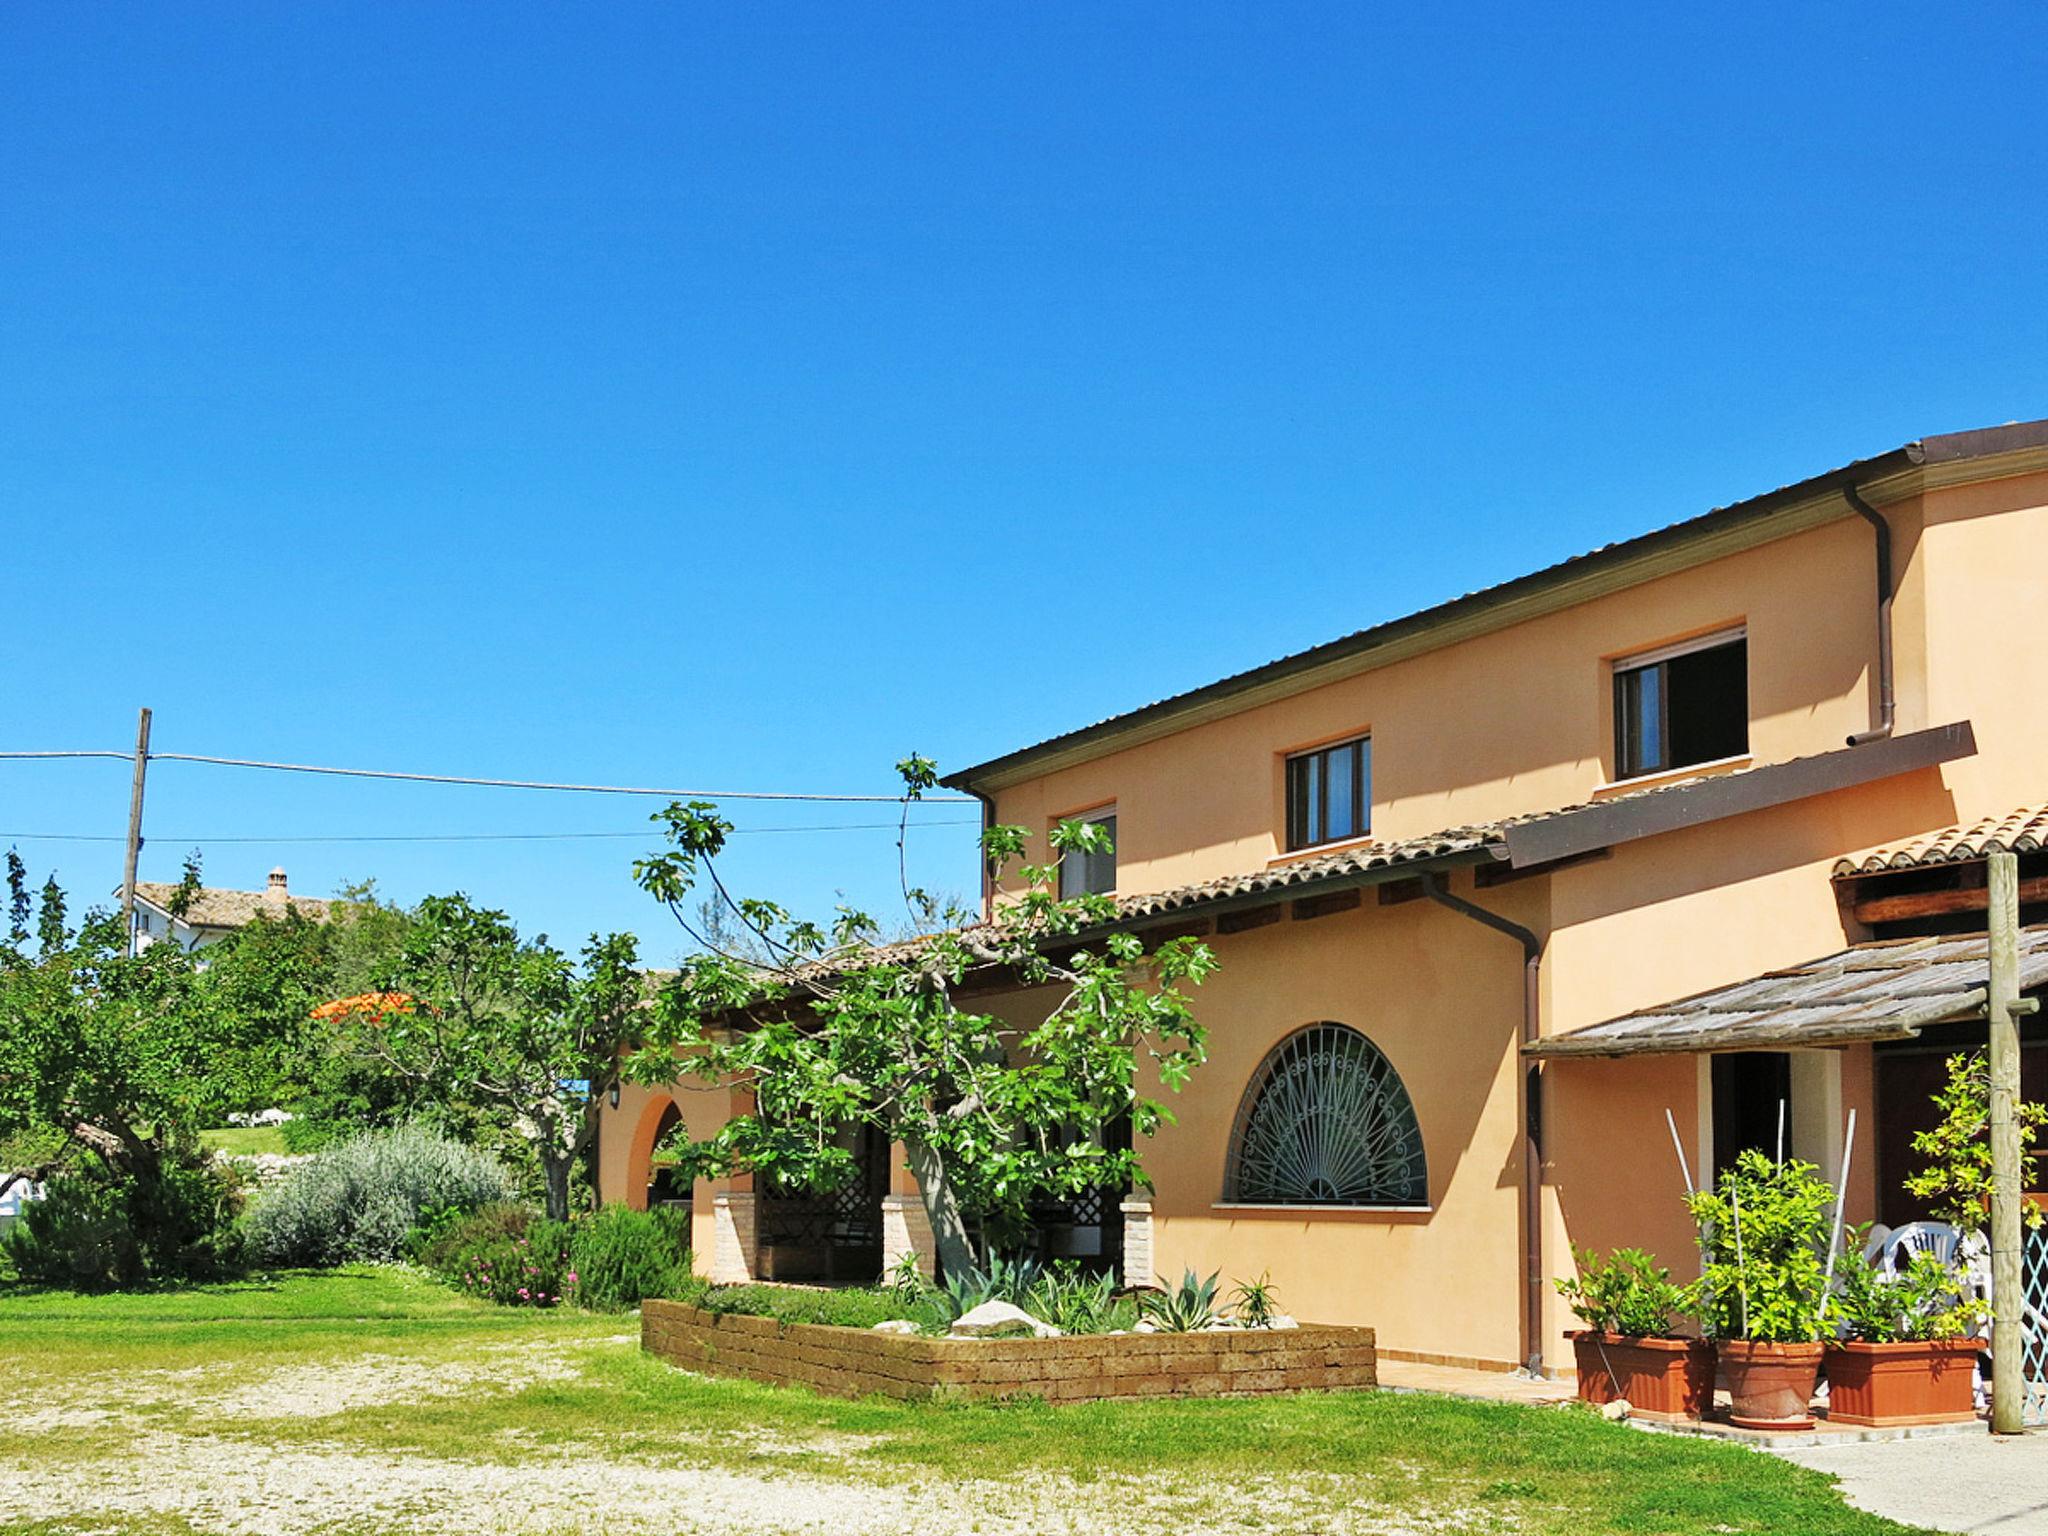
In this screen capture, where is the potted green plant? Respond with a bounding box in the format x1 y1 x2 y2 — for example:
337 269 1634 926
1826 1244 1985 1427
1554 1245 1711 1421
1686 1149 1837 1430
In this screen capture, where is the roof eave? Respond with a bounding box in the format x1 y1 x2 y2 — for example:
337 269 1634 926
945 423 2048 796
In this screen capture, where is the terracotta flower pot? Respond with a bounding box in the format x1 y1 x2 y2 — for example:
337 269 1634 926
1716 1339 1825 1430
1824 1338 1981 1427
1570 1332 1715 1422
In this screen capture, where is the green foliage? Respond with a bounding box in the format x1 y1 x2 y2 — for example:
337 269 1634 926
565 1203 694 1311
414 1199 536 1275
1553 1246 1691 1338
4 848 28 947
443 1216 577 1307
1029 1262 1134 1334
1903 1049 2048 1232
938 1251 1045 1320
1685 1150 1838 1342
1230 1271 1282 1329
1142 1266 1222 1332
347 894 643 1220
1834 1243 1988 1343
692 1282 956 1331
0 895 273 1182
3 1152 241 1290
241 1124 513 1268
625 761 1217 1278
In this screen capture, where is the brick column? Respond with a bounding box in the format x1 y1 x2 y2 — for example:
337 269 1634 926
1120 1198 1155 1288
711 1192 758 1284
880 1193 935 1279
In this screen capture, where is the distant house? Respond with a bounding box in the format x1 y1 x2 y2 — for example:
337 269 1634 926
130 867 332 952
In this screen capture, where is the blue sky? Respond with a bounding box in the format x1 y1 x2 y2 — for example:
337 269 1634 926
3 5 2043 962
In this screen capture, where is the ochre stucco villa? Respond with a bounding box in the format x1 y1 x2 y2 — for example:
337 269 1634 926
602 418 2048 1376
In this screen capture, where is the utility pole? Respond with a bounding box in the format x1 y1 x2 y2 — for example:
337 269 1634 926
120 707 152 956
1986 848 2037 1434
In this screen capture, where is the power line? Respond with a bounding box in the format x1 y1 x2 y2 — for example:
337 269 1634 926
0 818 980 847
0 747 978 804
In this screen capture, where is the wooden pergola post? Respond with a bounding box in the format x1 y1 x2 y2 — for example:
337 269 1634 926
1986 849 2036 1434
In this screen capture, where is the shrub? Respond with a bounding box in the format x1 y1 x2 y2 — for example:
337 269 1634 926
414 1200 534 1274
1685 1149 1837 1342
1554 1246 1691 1337
3 1154 241 1291
241 1124 511 1268
445 1216 576 1307
695 1282 944 1330
1836 1246 1988 1343
567 1204 694 1311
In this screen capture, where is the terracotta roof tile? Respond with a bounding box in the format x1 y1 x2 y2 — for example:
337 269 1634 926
1833 804 2048 876
132 883 335 929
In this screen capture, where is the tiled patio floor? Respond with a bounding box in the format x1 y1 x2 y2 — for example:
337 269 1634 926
1374 1358 1575 1406
1374 1357 1992 1449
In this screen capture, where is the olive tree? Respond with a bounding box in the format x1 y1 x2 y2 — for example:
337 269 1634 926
625 757 1216 1276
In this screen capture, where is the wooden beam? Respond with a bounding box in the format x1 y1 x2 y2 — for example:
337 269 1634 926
1291 889 1361 922
1850 876 2048 926
1216 903 1283 935
1377 878 1425 907
1474 848 1610 888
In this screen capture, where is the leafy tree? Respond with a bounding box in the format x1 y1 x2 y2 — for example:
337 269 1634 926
0 892 272 1202
625 757 1216 1278
36 875 68 956
1904 1048 2048 1231
332 894 643 1220
6 849 30 948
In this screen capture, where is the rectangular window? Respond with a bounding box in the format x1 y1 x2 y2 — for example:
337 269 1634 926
1613 628 1748 780
1286 735 1371 851
1057 809 1117 897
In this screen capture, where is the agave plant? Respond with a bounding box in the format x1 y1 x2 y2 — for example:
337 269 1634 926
1028 1263 1127 1334
937 1251 1046 1321
1141 1267 1222 1332
1230 1272 1281 1329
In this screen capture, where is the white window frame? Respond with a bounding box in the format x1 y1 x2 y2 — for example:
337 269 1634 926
1611 624 1748 781
1056 804 1117 898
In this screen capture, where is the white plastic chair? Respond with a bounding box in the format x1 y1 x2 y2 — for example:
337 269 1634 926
1860 1223 1894 1265
1882 1221 1961 1276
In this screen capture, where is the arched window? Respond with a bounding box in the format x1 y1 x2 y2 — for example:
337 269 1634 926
1223 1023 1427 1206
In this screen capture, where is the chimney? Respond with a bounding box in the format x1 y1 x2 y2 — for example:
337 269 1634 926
265 868 289 906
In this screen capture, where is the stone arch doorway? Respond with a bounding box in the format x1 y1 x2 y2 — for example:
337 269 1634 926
626 1096 688 1213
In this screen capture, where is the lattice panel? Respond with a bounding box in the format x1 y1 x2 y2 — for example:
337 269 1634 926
2023 1224 2048 1426
1226 1023 1428 1206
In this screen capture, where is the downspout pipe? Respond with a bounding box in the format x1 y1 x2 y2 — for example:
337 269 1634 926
1844 483 1896 746
965 785 999 921
1421 870 1547 1376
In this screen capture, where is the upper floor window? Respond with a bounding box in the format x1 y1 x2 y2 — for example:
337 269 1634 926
1286 734 1370 851
1613 627 1748 781
1056 807 1117 897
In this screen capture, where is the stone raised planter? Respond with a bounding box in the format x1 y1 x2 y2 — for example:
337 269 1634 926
641 1300 1377 1403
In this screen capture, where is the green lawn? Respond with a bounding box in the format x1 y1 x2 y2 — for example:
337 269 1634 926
196 1124 288 1156
0 1268 1931 1536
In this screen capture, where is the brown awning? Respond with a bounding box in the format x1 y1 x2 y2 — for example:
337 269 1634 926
1527 927 2048 1059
